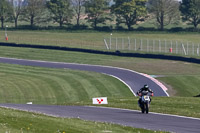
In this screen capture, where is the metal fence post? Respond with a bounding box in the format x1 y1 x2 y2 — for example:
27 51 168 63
110 34 112 50
165 40 167 53
128 37 130 50
170 41 173 53
159 40 161 52
193 43 195 55
116 37 118 50
147 39 149 52
176 41 178 54
182 43 186 55
135 38 137 51
122 38 124 50
104 38 109 50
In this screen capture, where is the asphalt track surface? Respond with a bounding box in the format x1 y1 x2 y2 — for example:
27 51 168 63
0 104 199 133
1 57 199 132
0 57 168 96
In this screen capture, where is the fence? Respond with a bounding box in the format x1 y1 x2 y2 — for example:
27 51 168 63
1 31 199 56
104 37 200 56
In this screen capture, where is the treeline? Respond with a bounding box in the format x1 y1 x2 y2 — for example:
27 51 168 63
0 0 200 31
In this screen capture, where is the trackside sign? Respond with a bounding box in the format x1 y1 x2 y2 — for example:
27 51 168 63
93 97 108 104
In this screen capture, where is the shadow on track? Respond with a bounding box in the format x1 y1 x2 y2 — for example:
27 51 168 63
0 42 200 64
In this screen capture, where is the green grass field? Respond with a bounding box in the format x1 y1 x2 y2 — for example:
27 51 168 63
0 30 200 132
0 30 200 51
0 63 132 104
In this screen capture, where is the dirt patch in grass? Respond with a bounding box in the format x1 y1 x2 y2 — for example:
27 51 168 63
158 79 177 96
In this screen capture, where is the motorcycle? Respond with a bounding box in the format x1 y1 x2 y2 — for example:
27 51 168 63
140 95 151 114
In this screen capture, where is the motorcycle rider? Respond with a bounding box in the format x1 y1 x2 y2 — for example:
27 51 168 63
137 84 154 108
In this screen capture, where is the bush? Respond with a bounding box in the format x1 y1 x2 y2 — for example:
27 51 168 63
94 26 112 31
136 27 157 31
169 27 184 32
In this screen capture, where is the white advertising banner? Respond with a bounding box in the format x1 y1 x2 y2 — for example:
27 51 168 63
26 102 32 105
92 97 108 104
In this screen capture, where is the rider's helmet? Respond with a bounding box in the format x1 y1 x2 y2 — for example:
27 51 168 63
143 84 149 91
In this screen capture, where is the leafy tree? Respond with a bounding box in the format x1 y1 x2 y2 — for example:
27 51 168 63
180 0 200 29
71 0 86 26
47 0 73 27
0 0 11 29
111 0 147 30
10 0 24 28
84 0 110 29
22 0 46 27
148 0 180 31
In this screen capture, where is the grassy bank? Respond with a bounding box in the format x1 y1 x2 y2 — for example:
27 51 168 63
0 46 200 97
0 63 132 104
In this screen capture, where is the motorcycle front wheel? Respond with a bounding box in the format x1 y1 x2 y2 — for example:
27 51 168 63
145 103 149 114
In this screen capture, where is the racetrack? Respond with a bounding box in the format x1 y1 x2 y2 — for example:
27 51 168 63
0 57 168 96
0 104 199 133
1 57 199 132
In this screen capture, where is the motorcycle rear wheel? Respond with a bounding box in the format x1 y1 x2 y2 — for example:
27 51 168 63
141 104 145 113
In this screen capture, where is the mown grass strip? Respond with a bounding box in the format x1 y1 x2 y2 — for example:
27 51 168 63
0 63 132 104
158 76 200 97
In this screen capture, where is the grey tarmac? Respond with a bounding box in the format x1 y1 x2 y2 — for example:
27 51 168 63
0 104 199 133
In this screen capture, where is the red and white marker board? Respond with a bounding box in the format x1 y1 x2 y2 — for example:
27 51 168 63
92 97 108 104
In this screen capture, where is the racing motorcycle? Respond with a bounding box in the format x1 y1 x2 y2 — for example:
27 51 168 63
138 91 153 114
140 95 151 114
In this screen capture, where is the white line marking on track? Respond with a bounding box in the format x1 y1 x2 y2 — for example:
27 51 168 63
87 106 200 120
0 57 169 97
1 104 199 121
101 73 136 96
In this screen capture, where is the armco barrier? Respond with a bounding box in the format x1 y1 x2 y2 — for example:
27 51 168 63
0 42 200 64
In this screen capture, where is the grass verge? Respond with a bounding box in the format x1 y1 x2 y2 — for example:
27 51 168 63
0 108 167 133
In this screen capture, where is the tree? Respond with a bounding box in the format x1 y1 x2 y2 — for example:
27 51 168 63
47 0 73 27
23 0 46 27
84 0 110 29
10 0 24 28
180 0 200 29
111 0 147 30
148 0 180 31
0 0 11 29
71 0 86 26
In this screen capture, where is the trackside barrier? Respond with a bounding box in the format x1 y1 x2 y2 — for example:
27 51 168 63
104 37 200 56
